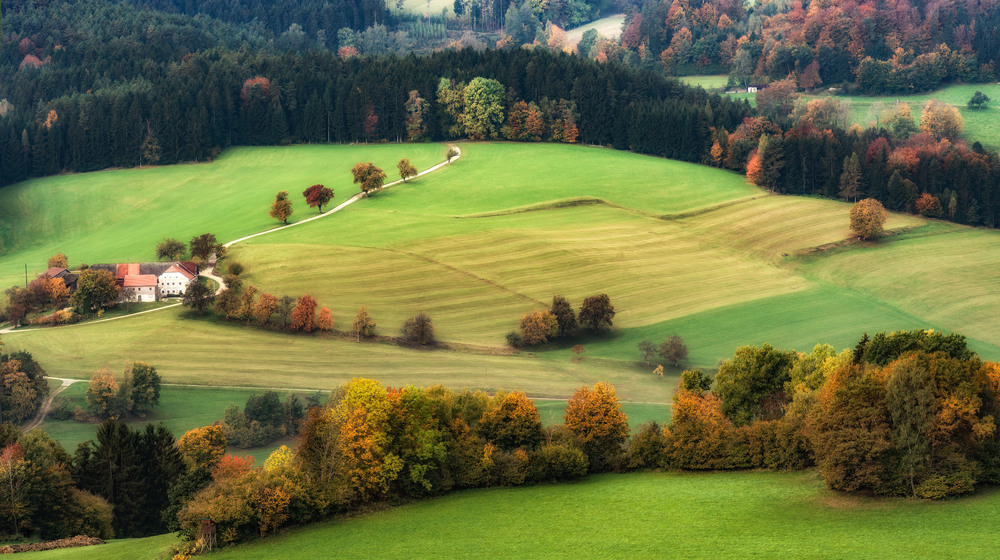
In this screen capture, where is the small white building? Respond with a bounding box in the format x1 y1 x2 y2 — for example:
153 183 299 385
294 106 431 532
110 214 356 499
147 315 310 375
122 274 159 302
158 262 197 296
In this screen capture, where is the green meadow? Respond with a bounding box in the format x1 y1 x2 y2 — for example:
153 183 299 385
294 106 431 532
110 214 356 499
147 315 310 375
0 143 445 292
8 142 1000 410
26 471 1000 559
564 14 626 47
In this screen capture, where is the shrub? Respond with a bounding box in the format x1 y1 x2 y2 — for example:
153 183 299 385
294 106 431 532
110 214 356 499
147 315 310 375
528 443 588 482
627 421 667 470
400 312 435 346
505 331 523 348
65 489 114 540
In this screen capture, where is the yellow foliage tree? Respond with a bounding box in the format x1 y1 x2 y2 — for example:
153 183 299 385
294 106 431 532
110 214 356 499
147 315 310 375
850 198 889 240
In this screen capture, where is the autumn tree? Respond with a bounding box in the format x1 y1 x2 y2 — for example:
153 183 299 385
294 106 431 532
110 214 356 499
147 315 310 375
353 305 376 341
318 307 334 332
43 277 69 306
920 99 964 140
1 361 37 423
400 312 435 346
302 184 334 213
269 190 293 224
478 391 542 450
290 295 317 332
177 425 227 472
71 269 119 312
397 159 417 182
660 335 688 367
850 198 889 241
578 294 615 334
519 310 559 346
352 162 387 196
915 193 943 217
564 382 629 472
86 368 123 420
755 78 797 121
155 238 186 261
47 253 68 269
189 233 220 261
253 292 279 326
549 295 577 339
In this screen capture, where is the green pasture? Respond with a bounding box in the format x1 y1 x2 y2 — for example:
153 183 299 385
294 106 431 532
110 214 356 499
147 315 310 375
564 14 625 47
7 141 1000 410
45 471 997 559
16 533 178 560
0 143 445 293
678 75 730 90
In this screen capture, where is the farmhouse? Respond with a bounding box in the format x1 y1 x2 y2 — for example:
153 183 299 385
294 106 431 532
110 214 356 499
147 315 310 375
90 261 198 302
39 267 78 292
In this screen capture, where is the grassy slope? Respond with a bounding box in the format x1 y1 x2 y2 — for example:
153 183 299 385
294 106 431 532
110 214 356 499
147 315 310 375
47 471 998 559
564 15 626 46
15 533 178 560
679 75 730 90
0 143 445 292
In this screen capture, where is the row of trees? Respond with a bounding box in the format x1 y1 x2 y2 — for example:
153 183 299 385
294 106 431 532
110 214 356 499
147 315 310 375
174 378 630 548
628 330 1000 499
183 277 438 347
512 294 615 347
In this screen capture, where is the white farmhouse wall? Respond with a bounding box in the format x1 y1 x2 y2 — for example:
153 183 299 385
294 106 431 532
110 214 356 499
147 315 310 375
159 271 193 296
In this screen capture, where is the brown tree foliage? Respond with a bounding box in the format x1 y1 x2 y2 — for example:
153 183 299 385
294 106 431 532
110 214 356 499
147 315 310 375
915 193 943 217
477 392 542 451
850 198 889 240
397 159 418 182
47 253 68 269
269 190 293 224
352 163 387 196
353 305 376 341
519 310 559 345
302 184 334 212
290 295 317 332
252 293 278 326
317 307 334 332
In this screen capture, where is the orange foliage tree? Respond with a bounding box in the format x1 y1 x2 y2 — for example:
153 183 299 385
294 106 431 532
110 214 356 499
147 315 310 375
477 391 542 450
519 310 559 345
564 382 629 471
177 425 228 472
850 198 888 240
290 295 317 332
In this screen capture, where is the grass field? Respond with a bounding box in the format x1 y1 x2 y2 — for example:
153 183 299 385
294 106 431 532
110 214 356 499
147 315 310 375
6 141 1000 412
564 15 625 47
678 75 730 90
37 471 999 559
0 143 445 293
401 0 454 17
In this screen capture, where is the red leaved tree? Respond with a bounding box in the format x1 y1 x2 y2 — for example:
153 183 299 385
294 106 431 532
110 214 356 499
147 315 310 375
290 295 317 332
302 184 334 212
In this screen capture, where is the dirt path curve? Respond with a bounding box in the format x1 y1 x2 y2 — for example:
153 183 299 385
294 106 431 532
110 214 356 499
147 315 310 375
1 146 462 330
23 378 80 432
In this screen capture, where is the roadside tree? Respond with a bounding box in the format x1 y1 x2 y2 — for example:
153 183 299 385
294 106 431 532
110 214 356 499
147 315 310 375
302 184 334 212
352 163 386 196
189 233 220 261
397 159 418 182
269 190 293 224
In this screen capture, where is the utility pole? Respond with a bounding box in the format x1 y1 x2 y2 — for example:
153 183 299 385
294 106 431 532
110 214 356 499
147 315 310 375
24 264 28 286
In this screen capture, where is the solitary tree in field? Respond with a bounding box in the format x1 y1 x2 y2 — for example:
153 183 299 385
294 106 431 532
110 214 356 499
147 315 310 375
850 198 889 241
302 184 334 213
968 91 990 110
400 312 435 346
397 159 418 182
352 163 386 196
270 190 293 224
155 238 186 261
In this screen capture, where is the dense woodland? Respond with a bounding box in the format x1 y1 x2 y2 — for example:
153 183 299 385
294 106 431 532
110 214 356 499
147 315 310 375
613 0 1000 92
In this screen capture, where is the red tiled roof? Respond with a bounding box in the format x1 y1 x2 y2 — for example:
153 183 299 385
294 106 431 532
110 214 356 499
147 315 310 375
164 264 195 280
43 267 67 278
178 261 198 276
116 264 129 279
123 274 158 287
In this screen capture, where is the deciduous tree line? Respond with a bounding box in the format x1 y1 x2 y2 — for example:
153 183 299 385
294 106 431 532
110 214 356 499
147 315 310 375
628 330 1000 500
